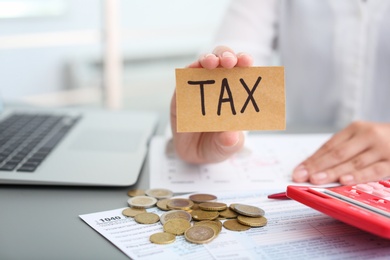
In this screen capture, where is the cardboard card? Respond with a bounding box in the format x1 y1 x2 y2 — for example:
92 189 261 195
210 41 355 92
175 66 285 132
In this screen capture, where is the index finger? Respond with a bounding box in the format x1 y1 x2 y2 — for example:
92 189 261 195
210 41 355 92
307 125 355 163
212 46 238 69
236 52 253 67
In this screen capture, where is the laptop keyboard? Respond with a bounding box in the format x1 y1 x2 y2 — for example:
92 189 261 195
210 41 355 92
0 113 80 172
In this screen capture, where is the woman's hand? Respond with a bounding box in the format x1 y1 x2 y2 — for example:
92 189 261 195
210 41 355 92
170 46 253 164
292 121 390 185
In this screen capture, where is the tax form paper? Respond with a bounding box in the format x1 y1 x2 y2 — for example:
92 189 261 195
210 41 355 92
80 190 390 260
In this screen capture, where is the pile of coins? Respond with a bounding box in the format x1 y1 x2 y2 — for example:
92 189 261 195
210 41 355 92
123 188 267 245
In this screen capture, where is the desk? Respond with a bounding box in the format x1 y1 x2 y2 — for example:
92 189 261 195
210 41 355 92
0 123 333 260
0 83 175 259
0 147 152 260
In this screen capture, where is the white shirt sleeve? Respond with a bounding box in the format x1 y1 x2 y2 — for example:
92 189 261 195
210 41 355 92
212 0 279 66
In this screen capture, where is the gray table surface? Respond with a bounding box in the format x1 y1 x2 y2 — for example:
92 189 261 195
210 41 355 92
0 150 151 260
0 121 334 260
0 106 166 260
0 160 151 260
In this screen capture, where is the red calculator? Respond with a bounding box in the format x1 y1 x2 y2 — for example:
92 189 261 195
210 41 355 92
287 180 390 239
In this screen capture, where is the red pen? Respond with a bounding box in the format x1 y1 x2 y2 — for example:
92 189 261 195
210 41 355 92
267 191 290 200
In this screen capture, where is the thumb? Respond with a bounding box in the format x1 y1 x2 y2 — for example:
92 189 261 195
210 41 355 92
202 131 245 163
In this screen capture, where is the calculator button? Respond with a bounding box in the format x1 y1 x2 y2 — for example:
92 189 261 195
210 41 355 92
355 184 374 192
372 190 390 198
367 182 384 190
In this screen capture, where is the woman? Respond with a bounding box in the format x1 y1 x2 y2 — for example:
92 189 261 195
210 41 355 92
170 0 390 185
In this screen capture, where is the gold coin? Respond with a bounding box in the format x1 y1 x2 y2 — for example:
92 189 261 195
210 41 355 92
191 209 219 221
189 193 217 203
160 210 192 225
198 202 227 211
127 189 145 197
214 219 223 230
230 203 265 217
121 207 146 217
185 225 216 244
166 198 194 210
145 188 173 199
219 208 238 219
150 232 176 245
194 220 222 235
134 212 160 224
163 219 191 235
223 219 251 231
237 215 267 227
127 196 157 208
156 198 170 211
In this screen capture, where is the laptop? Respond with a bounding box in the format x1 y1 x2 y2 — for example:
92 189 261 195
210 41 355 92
0 101 158 186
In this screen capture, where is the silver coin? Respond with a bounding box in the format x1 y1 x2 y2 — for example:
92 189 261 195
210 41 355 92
185 225 216 244
160 210 192 225
127 195 157 208
145 188 173 199
230 203 265 217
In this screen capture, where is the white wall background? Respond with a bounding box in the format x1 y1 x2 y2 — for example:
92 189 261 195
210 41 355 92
0 0 230 109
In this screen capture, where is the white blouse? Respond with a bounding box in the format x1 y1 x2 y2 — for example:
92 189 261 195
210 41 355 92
213 0 390 128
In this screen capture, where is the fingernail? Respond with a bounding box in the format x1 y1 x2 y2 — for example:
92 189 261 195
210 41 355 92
220 132 240 148
293 166 308 180
237 52 247 57
312 172 328 182
294 169 308 180
204 53 215 58
222 51 235 58
217 132 241 151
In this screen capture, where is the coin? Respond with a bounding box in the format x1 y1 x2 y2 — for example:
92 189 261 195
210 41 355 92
237 215 267 227
134 212 160 224
163 219 191 235
121 207 146 217
191 209 219 221
150 232 176 244
223 219 251 231
145 188 173 199
213 219 223 231
166 198 194 210
156 198 170 211
198 202 227 211
194 220 222 235
124 188 267 246
160 210 192 225
185 225 216 244
230 203 265 217
189 193 217 203
219 207 238 219
127 189 145 197
128 196 157 208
